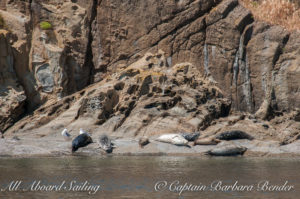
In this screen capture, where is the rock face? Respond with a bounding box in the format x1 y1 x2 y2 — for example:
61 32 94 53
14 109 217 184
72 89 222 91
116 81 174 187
7 51 230 137
1 0 300 133
0 30 26 131
90 0 300 116
0 0 96 112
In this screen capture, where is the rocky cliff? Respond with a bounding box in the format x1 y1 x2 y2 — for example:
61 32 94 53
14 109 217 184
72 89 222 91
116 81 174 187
0 0 300 140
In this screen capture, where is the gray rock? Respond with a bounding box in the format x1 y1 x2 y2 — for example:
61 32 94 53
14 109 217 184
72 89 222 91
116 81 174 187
36 64 54 93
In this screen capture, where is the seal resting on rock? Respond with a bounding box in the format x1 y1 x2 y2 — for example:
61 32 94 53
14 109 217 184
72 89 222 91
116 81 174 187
194 137 221 145
205 145 247 156
98 134 114 153
72 133 93 152
156 134 188 146
215 130 254 140
139 137 150 148
180 132 200 142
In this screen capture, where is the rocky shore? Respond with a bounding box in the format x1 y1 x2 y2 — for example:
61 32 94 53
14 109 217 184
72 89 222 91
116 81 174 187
1 135 300 157
1 50 300 157
1 0 300 158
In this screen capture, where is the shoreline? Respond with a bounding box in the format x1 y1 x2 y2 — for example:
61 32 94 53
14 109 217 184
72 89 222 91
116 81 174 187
0 137 299 158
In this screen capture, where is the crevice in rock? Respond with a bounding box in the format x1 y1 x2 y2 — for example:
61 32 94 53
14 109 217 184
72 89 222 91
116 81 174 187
232 23 254 112
272 34 290 67
83 0 99 86
11 0 37 117
268 33 290 116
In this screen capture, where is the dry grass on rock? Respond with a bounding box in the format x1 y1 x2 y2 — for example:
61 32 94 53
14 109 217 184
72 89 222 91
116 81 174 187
240 0 300 31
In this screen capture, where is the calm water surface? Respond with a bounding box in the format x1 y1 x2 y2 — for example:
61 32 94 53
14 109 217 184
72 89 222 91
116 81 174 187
0 156 299 199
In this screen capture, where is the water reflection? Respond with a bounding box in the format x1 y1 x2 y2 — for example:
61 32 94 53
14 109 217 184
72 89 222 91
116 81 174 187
0 156 299 198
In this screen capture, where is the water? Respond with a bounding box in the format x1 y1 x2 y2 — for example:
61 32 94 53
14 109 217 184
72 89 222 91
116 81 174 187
0 156 299 199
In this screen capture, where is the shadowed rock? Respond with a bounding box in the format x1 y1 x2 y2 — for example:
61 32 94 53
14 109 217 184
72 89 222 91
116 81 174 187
194 137 221 145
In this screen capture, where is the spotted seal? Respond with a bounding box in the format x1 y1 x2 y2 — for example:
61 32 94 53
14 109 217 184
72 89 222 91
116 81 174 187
180 132 200 142
215 130 254 140
72 133 93 152
205 145 247 156
98 134 114 153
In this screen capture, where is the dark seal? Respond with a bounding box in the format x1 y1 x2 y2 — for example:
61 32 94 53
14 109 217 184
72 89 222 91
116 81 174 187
72 133 93 152
180 132 200 142
215 130 253 140
139 137 150 148
98 134 114 153
205 145 247 156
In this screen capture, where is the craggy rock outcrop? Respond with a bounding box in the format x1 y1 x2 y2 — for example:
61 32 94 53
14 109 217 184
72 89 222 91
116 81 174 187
0 0 96 112
91 0 300 116
7 51 230 137
1 0 300 135
6 50 299 149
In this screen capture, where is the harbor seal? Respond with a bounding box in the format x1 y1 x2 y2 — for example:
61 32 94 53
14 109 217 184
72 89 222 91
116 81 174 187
72 133 93 152
156 134 188 146
194 137 221 145
139 137 150 148
205 145 247 156
61 128 71 141
12 136 20 141
98 134 114 153
215 130 254 140
180 132 200 142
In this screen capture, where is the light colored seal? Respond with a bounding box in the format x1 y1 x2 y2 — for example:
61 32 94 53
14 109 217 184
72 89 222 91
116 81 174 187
194 137 221 145
156 134 188 146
